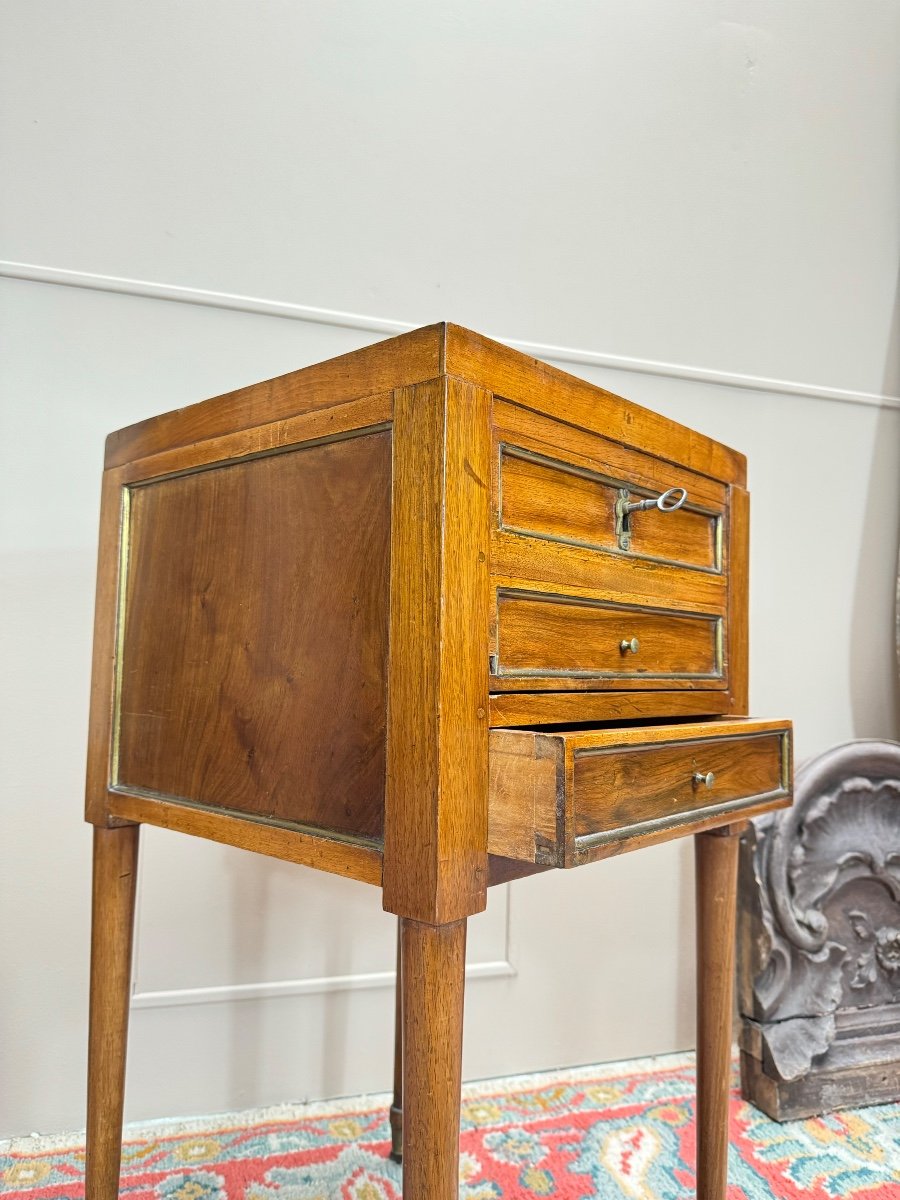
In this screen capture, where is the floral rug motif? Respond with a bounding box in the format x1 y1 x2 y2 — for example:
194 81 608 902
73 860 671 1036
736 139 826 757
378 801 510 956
3 1052 900 1198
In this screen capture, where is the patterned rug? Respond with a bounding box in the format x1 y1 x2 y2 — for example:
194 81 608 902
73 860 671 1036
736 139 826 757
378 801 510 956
3 1052 899 1199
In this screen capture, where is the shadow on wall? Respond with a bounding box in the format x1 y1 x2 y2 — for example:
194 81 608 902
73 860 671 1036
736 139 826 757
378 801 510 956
850 263 900 741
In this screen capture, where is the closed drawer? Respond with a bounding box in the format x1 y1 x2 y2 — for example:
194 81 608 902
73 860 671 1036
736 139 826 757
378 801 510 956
490 399 735 698
500 443 722 573
488 718 791 867
495 590 723 685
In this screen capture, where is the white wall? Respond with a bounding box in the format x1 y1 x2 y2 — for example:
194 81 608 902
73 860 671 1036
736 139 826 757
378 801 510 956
2 2 899 1138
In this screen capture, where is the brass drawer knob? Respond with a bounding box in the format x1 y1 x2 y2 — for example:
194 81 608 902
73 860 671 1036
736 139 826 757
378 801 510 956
693 771 715 789
620 637 640 655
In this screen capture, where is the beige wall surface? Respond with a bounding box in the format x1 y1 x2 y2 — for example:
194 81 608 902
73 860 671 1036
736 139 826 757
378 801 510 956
1 2 899 1137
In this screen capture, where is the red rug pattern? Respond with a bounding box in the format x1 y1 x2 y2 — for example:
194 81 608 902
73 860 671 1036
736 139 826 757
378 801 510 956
3 1053 899 1198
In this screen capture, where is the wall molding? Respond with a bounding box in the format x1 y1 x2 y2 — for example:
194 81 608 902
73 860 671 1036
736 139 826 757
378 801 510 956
130 868 516 1013
3 259 898 412
131 959 516 1010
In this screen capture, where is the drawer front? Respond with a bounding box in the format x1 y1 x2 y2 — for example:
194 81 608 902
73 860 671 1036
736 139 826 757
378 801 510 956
573 729 786 841
495 590 723 685
500 444 722 573
488 719 791 866
492 399 729 581
490 400 735 698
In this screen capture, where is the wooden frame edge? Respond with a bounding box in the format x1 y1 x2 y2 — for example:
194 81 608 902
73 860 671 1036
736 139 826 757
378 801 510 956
106 792 383 886
383 375 492 924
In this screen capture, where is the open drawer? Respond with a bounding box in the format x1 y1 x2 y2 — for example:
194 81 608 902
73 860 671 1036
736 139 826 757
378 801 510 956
488 718 792 867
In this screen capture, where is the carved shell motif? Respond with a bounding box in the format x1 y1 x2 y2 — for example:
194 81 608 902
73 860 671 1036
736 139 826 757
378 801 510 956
786 777 900 933
743 741 900 1082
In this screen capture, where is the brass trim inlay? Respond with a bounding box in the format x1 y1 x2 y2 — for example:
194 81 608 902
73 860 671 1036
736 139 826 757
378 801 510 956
108 784 385 853
572 786 790 856
109 483 132 789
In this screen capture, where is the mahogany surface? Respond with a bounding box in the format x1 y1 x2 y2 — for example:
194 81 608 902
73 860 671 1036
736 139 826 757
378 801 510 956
116 429 391 839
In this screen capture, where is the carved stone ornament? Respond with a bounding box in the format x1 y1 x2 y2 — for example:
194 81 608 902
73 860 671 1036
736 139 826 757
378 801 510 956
737 739 900 1120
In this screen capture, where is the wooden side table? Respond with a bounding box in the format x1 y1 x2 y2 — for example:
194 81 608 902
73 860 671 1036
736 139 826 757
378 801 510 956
84 324 792 1199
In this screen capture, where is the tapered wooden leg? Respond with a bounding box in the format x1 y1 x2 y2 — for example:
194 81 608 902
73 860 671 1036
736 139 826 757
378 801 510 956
389 918 403 1163
695 823 743 1200
401 917 466 1199
85 824 140 1200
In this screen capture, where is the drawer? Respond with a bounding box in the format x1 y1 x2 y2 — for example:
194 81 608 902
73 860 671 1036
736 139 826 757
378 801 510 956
488 718 791 867
492 399 729 580
495 590 723 685
500 443 722 573
490 399 735 698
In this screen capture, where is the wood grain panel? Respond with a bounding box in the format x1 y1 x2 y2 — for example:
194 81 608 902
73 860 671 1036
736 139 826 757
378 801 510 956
574 731 785 838
491 531 727 614
117 392 392 487
115 428 391 839
500 448 719 571
382 377 492 924
496 591 722 681
492 399 730 509
487 730 563 864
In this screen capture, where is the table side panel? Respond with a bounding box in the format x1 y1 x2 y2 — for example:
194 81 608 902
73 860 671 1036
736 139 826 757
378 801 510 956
113 427 392 841
487 730 564 865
